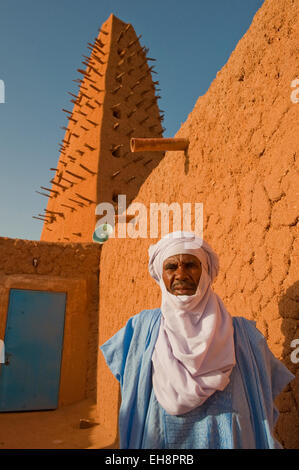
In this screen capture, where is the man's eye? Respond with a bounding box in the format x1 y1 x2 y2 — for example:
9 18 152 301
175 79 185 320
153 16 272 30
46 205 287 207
186 263 195 268
166 264 177 270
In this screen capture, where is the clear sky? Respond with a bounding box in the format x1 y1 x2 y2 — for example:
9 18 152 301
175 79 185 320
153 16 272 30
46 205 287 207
0 0 264 241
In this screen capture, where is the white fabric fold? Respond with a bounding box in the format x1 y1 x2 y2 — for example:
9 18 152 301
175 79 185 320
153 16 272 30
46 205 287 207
148 231 236 416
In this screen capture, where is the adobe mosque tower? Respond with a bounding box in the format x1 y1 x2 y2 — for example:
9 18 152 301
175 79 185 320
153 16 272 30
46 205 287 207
38 14 164 242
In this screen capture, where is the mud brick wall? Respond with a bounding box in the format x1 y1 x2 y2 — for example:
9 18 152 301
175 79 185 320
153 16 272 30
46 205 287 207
97 0 298 448
0 237 101 402
40 14 164 243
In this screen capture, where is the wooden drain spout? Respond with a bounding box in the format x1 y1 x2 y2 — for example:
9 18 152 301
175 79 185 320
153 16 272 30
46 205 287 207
130 137 189 153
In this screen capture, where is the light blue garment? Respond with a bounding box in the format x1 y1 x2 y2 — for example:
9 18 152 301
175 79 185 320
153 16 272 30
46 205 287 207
100 309 294 449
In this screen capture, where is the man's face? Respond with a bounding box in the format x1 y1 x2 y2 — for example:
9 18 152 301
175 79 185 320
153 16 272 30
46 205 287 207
162 254 202 296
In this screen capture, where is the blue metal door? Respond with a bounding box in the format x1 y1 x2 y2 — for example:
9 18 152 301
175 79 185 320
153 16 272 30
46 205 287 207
0 289 66 411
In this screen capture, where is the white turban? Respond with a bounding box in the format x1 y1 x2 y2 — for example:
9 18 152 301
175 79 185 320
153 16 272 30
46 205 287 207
148 231 236 416
148 231 219 284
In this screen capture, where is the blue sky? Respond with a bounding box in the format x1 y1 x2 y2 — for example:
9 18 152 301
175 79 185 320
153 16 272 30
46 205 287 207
0 0 264 241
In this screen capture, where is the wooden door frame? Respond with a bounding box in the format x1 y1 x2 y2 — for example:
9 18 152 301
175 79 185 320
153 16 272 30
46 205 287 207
0 275 88 407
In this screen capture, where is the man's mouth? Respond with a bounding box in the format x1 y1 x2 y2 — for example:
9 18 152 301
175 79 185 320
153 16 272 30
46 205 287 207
172 284 195 294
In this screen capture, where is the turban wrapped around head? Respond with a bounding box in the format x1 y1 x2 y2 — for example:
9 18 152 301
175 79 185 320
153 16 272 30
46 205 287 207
148 231 219 285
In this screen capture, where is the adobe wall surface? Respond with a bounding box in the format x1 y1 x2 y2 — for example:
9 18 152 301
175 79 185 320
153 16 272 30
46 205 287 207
98 0 298 448
0 237 101 403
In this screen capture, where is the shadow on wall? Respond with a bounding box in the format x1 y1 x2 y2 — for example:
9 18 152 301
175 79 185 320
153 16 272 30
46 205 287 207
99 388 121 449
275 281 299 449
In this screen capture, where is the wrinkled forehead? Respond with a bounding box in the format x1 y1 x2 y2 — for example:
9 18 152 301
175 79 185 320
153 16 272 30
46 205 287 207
162 252 201 265
163 253 199 264
161 244 208 271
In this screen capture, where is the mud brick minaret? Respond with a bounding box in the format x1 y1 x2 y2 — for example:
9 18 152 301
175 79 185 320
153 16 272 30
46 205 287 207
39 14 164 242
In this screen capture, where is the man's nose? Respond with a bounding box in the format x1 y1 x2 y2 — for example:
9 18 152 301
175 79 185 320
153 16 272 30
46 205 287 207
174 266 188 279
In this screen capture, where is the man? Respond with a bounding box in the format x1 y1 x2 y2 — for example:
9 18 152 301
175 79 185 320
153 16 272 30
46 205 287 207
100 232 294 449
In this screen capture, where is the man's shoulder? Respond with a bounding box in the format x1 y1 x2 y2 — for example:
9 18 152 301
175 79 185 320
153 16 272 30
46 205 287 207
134 307 161 325
232 315 256 329
127 308 161 348
232 315 267 348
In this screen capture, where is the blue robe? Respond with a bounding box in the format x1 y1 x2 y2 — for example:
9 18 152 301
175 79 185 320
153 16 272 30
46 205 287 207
100 308 294 449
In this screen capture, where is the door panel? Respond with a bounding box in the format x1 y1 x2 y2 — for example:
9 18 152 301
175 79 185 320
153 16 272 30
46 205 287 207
0 289 66 411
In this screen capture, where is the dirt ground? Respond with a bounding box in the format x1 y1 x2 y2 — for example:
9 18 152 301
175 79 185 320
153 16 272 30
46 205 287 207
0 398 115 449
